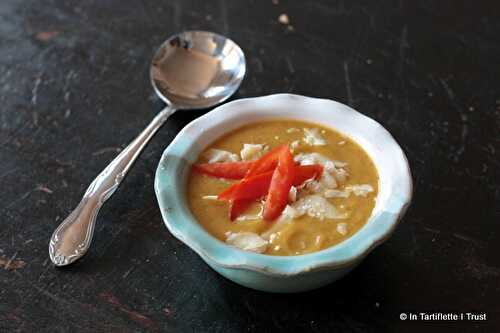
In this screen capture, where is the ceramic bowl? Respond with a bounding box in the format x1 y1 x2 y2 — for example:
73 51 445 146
154 94 412 293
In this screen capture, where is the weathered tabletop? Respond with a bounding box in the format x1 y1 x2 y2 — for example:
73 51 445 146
1 1 499 332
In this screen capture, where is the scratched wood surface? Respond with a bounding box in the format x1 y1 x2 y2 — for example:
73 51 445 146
1 1 499 332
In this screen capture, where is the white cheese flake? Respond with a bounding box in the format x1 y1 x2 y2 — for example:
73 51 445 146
226 232 268 253
286 127 301 133
294 153 349 195
333 160 348 168
235 203 264 221
303 128 327 146
202 195 219 200
338 141 346 145
331 167 348 183
289 195 347 220
204 149 240 163
324 189 350 198
294 152 323 165
290 140 300 151
302 179 323 193
240 143 264 161
323 161 336 172
288 186 297 202
345 184 374 197
337 223 348 235
295 153 346 168
281 205 304 219
320 170 338 189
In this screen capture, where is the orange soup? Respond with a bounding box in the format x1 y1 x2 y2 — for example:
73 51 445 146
187 120 378 256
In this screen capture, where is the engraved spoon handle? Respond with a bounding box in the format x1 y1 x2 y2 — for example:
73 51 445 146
49 106 175 266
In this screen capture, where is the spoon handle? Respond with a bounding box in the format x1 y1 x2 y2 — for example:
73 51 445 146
49 106 175 266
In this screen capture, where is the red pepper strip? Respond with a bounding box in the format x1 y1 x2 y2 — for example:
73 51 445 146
245 145 288 178
192 161 254 179
218 171 274 201
193 145 287 180
263 148 296 221
229 199 254 221
292 164 324 186
219 165 323 202
220 145 288 221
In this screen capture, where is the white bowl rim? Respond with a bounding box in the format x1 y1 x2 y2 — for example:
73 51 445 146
154 93 413 276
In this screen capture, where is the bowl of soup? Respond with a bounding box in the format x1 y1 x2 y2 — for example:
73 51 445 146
154 94 412 293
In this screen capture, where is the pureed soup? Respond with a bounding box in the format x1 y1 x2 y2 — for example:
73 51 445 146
187 120 378 256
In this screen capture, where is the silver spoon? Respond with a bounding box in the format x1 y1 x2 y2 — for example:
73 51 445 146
49 31 246 266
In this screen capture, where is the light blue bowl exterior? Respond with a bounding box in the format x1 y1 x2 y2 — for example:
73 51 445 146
154 94 412 293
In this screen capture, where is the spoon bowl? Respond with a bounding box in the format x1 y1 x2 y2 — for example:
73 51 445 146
151 31 246 109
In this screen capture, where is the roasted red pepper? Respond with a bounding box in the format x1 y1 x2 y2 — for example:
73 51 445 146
218 165 323 202
292 164 324 186
245 145 288 177
228 199 254 221
193 145 292 180
218 171 274 201
263 147 296 221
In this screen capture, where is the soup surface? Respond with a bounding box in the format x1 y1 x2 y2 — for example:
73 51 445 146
187 120 378 256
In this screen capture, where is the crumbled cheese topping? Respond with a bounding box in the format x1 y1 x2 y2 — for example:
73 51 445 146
288 186 297 202
288 194 347 220
345 184 374 197
314 235 323 246
324 189 350 198
226 232 268 253
338 140 346 145
321 170 338 189
323 184 375 198
333 160 348 168
240 143 264 161
331 167 348 183
301 179 323 193
303 128 327 146
286 127 300 133
204 149 240 163
289 140 300 151
294 153 349 195
202 195 219 200
280 205 303 219
336 223 348 235
323 161 335 172
269 233 278 243
295 152 345 167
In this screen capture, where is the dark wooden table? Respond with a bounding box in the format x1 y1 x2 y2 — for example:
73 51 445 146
1 1 499 332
